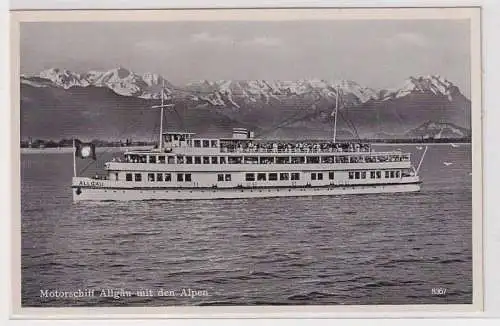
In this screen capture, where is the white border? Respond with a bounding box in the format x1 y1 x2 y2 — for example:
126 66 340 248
6 4 486 320
3 0 500 323
4 0 495 10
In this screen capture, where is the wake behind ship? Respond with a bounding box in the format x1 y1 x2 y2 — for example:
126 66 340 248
71 85 425 201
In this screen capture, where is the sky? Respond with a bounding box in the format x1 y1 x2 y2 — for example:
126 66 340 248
20 20 471 95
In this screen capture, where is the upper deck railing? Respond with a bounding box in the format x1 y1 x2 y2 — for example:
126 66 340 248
218 141 372 154
220 147 371 154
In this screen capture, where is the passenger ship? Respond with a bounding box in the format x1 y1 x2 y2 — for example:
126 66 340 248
72 86 425 201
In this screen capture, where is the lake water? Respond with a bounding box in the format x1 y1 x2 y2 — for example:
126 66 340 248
20 144 473 306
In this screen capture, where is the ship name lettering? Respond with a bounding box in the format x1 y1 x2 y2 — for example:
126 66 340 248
79 180 104 187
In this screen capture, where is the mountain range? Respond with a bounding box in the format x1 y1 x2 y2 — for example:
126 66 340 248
20 67 471 140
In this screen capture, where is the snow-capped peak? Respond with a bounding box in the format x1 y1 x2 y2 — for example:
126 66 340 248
38 68 89 89
383 75 459 101
23 67 467 107
185 78 379 108
142 72 163 87
332 80 378 103
26 67 175 99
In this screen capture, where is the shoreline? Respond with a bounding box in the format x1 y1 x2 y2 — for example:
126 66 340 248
20 142 471 154
20 146 152 154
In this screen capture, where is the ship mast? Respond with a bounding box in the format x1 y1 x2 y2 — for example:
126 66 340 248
333 85 340 143
152 80 174 151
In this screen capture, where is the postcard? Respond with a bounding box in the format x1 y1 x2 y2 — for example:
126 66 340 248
10 7 483 318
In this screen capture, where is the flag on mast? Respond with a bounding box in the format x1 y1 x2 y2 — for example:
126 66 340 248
74 140 96 160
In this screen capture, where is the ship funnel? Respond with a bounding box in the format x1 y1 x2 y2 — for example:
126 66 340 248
232 128 249 139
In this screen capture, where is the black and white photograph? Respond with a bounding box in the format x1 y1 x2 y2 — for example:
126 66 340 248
12 7 482 315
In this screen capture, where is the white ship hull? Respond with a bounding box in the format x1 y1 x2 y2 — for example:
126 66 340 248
72 178 421 202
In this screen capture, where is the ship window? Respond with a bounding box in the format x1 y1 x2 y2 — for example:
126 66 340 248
317 173 323 180
311 173 317 180
211 140 218 148
402 169 412 177
149 156 156 163
361 172 366 179
269 173 278 181
245 173 255 181
194 140 201 147
185 174 192 182
257 173 267 181
260 157 274 164
115 173 119 181
225 174 232 181
194 156 201 164
220 157 226 164
158 156 165 164
135 173 142 182
186 156 193 164
376 171 382 179
370 171 376 179
396 171 401 178
203 140 210 148
157 173 163 182
167 156 175 164
306 156 320 164
177 174 184 182
291 173 300 181
211 157 218 164
203 156 210 164
165 173 171 181
385 171 390 178
390 171 395 178
218 174 224 182
349 172 354 179
336 156 348 164
322 156 335 164
228 156 242 164
126 173 133 181
245 156 259 164
355 172 360 179
173 135 178 141
148 173 155 182
280 173 289 181
276 157 290 164
329 172 335 180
